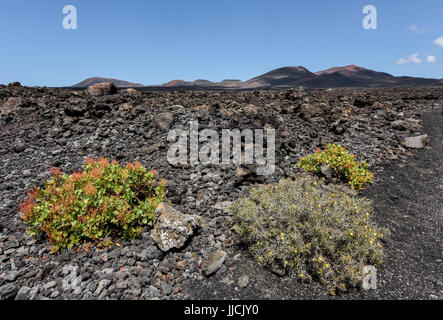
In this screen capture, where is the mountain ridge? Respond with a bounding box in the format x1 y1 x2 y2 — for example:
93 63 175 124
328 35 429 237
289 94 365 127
72 66 443 89
72 77 144 88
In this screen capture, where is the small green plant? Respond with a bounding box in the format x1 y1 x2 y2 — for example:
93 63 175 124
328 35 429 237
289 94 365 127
231 175 388 295
297 143 373 190
20 157 166 252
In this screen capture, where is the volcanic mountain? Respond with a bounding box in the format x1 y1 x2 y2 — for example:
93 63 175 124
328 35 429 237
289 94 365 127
72 77 144 88
72 65 443 89
240 66 316 89
161 79 244 88
155 65 442 89
302 64 439 88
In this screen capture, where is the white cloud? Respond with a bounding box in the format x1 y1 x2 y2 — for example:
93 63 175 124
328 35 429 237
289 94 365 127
396 53 422 64
434 37 443 47
395 58 409 64
407 25 430 34
409 53 422 64
427 55 436 63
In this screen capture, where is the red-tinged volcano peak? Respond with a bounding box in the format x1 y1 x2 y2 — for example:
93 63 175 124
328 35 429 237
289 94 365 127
342 64 367 71
72 77 144 88
344 64 360 69
162 80 187 87
315 65 366 75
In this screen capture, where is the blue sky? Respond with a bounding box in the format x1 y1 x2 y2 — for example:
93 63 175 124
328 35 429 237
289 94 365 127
0 0 442 86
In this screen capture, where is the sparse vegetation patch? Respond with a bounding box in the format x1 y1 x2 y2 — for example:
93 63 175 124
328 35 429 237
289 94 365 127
231 175 388 294
297 143 373 190
20 157 166 252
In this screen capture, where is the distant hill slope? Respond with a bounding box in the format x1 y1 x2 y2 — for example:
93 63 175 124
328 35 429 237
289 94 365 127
73 66 443 89
241 66 316 89
153 65 442 89
72 77 144 88
161 79 244 88
305 65 442 88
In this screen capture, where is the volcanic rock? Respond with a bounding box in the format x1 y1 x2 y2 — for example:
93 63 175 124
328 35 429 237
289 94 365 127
87 82 117 96
153 112 174 131
161 281 173 295
136 246 163 261
238 275 249 288
150 203 202 252
320 164 332 179
0 283 18 300
15 286 39 300
201 249 227 276
126 88 138 94
299 102 328 121
401 134 429 149
391 120 406 130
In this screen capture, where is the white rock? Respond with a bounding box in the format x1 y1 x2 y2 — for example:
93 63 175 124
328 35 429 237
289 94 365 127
150 203 202 252
401 134 429 149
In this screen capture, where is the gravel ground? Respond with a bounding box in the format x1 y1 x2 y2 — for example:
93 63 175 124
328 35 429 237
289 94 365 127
0 84 441 300
184 105 443 300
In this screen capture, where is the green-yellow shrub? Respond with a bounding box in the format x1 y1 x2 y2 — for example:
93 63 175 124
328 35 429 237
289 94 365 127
297 143 373 190
20 157 166 252
231 175 388 295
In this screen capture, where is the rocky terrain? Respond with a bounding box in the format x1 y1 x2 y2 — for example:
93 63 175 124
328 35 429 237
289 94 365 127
0 82 442 300
70 65 443 90
72 77 144 88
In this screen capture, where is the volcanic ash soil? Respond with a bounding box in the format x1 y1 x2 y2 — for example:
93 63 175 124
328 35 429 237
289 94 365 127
0 84 442 300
